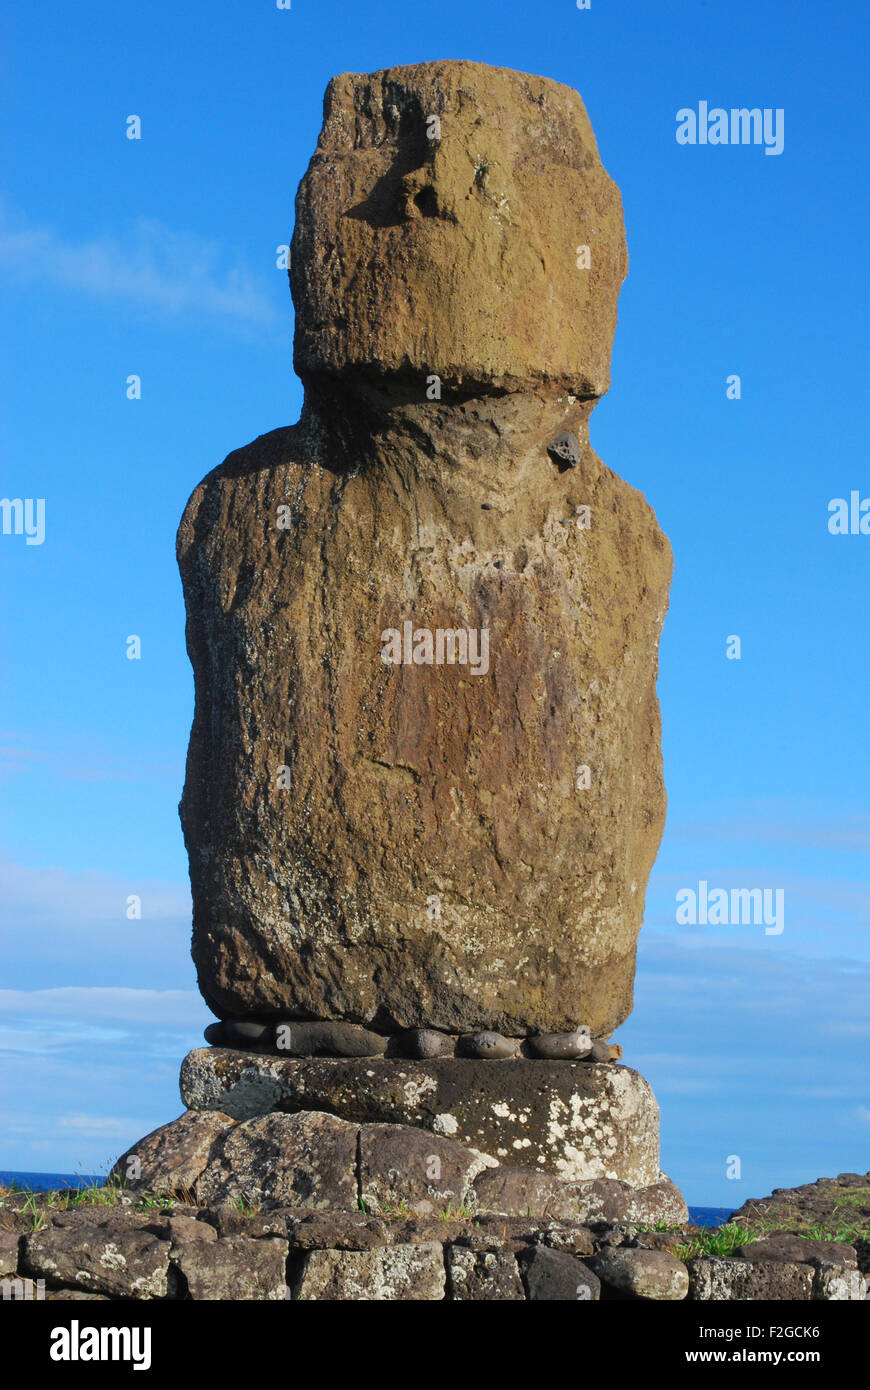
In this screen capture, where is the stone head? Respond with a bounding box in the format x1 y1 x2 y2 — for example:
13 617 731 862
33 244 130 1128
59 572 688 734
291 60 628 399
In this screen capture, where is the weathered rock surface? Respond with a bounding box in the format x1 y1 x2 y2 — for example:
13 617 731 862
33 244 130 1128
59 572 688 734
174 1234 288 1300
520 1245 600 1301
118 1107 494 1216
457 1031 518 1059
447 1246 525 1300
291 61 627 396
525 1028 592 1060
3 1179 865 1301
179 59 671 1039
111 1096 684 1227
46 1288 111 1301
110 1109 236 1193
619 1177 689 1226
472 1167 686 1225
735 1232 858 1268
400 1028 455 1058
0 1229 19 1276
473 1166 582 1220
687 1257 814 1302
195 1111 358 1212
180 1049 664 1185
21 1220 170 1300
536 1225 597 1257
810 1263 866 1300
293 1242 447 1301
222 1018 388 1057
729 1171 870 1240
358 1123 491 1215
591 1246 688 1300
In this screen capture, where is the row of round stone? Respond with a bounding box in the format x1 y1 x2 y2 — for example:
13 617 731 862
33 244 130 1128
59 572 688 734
204 1018 621 1062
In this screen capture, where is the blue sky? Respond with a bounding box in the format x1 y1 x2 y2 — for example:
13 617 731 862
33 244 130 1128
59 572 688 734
1 0 868 1205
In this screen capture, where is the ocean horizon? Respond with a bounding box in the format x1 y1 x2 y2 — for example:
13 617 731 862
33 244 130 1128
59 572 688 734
0 1170 108 1192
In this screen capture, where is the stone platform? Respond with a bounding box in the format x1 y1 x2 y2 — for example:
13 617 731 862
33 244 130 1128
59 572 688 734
181 1048 662 1188
4 1177 866 1301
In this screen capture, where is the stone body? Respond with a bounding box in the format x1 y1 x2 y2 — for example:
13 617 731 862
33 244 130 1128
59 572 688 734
179 60 671 1037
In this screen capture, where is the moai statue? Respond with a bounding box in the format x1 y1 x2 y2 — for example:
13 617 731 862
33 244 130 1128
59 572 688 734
178 60 672 1048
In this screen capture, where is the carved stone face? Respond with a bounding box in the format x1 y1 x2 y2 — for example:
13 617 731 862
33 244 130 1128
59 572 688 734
291 61 628 397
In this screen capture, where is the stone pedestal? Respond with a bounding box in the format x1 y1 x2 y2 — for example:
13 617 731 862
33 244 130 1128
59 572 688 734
180 1048 663 1188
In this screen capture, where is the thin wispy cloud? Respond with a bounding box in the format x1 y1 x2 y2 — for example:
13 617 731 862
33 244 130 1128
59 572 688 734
0 988 206 1059
667 799 870 854
0 731 182 786
0 987 201 1027
0 858 194 993
57 1114 147 1139
0 205 283 330
0 859 191 926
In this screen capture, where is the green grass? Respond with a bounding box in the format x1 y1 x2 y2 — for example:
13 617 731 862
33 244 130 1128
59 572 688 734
229 1195 259 1216
21 1193 47 1233
675 1218 870 1262
356 1197 477 1221
0 1171 202 1219
377 1199 413 1219
675 1223 756 1262
437 1204 475 1221
831 1187 870 1210
0 1174 128 1212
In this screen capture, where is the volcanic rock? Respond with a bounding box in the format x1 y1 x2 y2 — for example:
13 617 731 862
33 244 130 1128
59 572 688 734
590 1246 688 1300
447 1247 526 1300
290 62 627 395
399 1028 455 1058
195 1111 358 1212
21 1220 170 1300
457 1031 518 1059
110 1109 236 1195
687 1257 814 1302
520 1245 601 1301
179 1049 666 1186
173 1234 289 1300
525 1027 592 1060
293 1242 447 1301
178 59 671 1039
358 1123 491 1215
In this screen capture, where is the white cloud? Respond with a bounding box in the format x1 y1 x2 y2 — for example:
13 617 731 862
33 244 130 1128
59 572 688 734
0 987 203 1028
0 856 197 995
667 799 870 853
0 731 182 785
0 858 190 925
56 1114 144 1138
0 205 282 329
